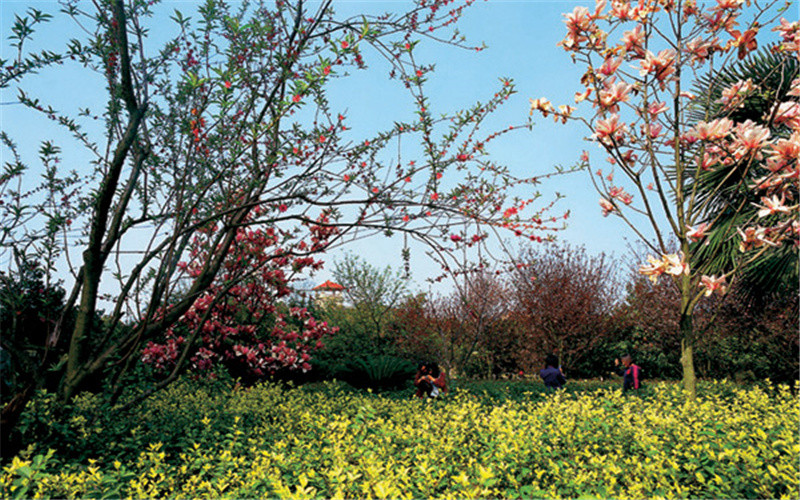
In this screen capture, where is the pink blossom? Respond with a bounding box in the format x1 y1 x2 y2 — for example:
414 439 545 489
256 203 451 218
662 252 689 277
648 102 668 116
592 114 627 145
621 25 646 58
787 77 800 97
599 197 616 216
754 195 793 218
639 49 676 89
693 118 733 141
770 101 800 129
737 225 778 252
699 275 727 297
772 18 800 52
639 255 667 283
716 79 758 111
598 80 634 112
686 222 711 241
732 120 770 155
530 97 555 117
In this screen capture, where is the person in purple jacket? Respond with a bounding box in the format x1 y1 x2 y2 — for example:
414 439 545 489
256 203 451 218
614 354 642 392
539 354 566 390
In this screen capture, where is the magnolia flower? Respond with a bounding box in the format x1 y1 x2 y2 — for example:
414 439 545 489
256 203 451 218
663 252 690 277
754 195 793 218
639 49 676 88
592 114 627 145
770 101 800 130
530 97 555 117
609 186 633 204
737 226 777 252
599 198 616 216
575 88 593 103
699 275 728 297
788 77 800 97
693 118 733 141
598 80 634 112
555 105 576 123
639 255 667 283
732 120 770 156
716 79 758 111
648 102 668 115
686 222 711 241
767 132 800 167
597 56 623 77
621 25 646 57
772 18 800 52
727 27 759 59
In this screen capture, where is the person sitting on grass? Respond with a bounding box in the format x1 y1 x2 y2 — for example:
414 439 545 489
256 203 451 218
539 354 566 390
414 361 447 398
614 354 642 392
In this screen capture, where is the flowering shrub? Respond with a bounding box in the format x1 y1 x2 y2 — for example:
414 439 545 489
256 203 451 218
3 380 797 499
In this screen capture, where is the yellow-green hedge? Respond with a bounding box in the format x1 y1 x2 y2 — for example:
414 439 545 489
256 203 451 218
3 381 798 499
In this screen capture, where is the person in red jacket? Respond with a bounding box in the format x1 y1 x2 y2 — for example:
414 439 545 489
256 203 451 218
414 362 447 398
614 354 642 392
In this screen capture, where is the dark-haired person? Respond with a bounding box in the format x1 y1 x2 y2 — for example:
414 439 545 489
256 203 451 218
539 354 566 390
414 362 447 398
614 354 642 392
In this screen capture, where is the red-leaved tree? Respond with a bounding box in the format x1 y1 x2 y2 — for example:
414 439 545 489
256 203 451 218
510 244 618 374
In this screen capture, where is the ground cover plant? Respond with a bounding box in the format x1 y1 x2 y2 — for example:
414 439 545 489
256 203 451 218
3 379 797 499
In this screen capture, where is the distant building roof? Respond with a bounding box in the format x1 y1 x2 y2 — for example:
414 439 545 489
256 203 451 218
313 280 345 291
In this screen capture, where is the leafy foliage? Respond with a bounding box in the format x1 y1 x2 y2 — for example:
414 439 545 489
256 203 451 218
3 379 797 498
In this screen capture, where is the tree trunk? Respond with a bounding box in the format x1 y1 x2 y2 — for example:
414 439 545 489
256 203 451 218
679 310 697 399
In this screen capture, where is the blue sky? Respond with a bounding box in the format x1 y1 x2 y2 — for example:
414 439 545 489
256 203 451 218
2 0 795 295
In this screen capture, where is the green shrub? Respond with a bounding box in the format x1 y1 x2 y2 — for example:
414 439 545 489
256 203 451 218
338 355 417 391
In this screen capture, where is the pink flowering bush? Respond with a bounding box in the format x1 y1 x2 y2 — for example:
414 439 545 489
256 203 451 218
141 210 337 382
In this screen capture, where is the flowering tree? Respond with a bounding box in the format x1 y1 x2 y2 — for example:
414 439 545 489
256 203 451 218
0 0 563 446
529 0 798 396
139 213 336 390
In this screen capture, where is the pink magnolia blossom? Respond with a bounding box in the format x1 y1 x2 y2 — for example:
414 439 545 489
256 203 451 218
716 79 758 111
530 97 555 117
597 56 623 78
732 120 771 157
772 18 799 52
609 186 633 204
592 114 627 145
766 132 800 169
737 225 778 252
621 25 646 58
639 49 676 89
555 105 577 123
770 101 800 129
598 80 634 112
699 275 728 296
685 36 720 64
788 77 800 97
686 222 711 241
754 195 793 218
663 252 690 277
693 118 733 141
648 102 668 116
639 255 667 283
575 88 593 103
599 197 616 216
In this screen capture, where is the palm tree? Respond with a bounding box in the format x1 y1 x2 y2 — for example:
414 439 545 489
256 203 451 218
687 46 798 305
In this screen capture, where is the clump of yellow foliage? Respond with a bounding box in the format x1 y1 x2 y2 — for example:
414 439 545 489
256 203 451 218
2 381 797 499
